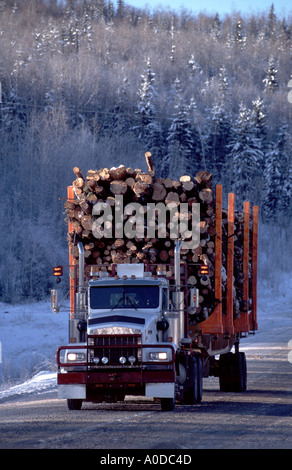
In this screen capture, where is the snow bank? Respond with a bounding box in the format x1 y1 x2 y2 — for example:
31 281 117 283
0 371 57 400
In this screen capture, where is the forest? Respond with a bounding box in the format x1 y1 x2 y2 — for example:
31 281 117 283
0 0 291 302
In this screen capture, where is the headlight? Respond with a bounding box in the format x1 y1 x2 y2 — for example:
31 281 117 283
149 351 168 361
67 352 85 362
128 355 136 365
119 356 127 364
101 356 109 364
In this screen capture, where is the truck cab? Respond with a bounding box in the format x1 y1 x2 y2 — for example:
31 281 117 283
55 260 186 411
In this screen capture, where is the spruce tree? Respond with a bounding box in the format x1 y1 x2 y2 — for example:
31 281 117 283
166 78 195 178
263 139 283 222
228 103 263 204
134 58 164 166
265 3 277 40
232 17 247 49
263 56 279 93
205 67 232 184
134 57 156 142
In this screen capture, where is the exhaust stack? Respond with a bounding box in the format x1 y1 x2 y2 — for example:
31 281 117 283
173 240 184 341
75 242 86 317
78 242 85 288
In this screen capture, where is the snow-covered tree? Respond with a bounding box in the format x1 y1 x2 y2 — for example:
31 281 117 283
206 102 232 183
134 58 164 164
265 3 277 40
228 103 263 204
166 78 196 178
205 67 232 183
188 54 202 78
251 97 267 141
232 17 247 49
134 58 156 141
263 123 292 222
263 144 283 222
263 56 279 93
210 13 222 40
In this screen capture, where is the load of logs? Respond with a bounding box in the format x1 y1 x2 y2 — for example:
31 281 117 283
65 152 252 324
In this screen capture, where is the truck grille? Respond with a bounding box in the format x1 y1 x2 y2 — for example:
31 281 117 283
88 334 142 367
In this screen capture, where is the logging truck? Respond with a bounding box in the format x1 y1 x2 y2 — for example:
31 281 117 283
51 169 259 411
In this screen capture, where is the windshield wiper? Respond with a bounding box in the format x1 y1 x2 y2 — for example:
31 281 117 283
126 295 137 310
111 296 124 310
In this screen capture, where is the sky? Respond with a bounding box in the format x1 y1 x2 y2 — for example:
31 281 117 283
123 0 291 18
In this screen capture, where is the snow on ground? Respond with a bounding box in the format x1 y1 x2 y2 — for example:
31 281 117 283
0 300 68 398
0 276 291 401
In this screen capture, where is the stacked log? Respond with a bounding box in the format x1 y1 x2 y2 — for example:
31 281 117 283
65 153 253 324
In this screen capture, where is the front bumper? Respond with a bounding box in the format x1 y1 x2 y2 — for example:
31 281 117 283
57 337 176 399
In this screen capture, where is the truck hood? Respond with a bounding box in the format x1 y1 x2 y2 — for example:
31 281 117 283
87 310 157 336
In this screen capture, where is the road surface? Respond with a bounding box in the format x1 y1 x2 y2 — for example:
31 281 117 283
0 338 291 450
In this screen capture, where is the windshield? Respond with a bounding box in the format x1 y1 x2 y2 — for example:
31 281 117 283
90 285 159 310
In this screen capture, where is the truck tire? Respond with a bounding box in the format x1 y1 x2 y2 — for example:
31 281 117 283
196 356 203 403
219 352 233 392
232 352 247 392
219 352 247 392
241 352 247 391
184 356 202 405
161 397 175 411
67 399 83 410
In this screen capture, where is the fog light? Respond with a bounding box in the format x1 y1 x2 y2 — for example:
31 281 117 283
119 356 126 364
128 355 136 365
101 356 109 364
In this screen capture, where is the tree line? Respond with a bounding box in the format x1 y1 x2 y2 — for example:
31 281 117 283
0 0 291 302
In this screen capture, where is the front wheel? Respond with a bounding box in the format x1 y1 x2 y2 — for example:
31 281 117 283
67 399 83 410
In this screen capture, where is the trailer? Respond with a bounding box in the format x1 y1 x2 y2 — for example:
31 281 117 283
51 182 259 411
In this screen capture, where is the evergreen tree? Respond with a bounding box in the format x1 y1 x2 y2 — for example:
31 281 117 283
188 54 202 78
228 103 263 204
265 3 277 40
263 124 292 221
134 57 156 142
166 78 195 178
277 124 292 218
251 97 267 140
205 67 232 184
250 97 268 200
210 13 222 40
116 0 126 19
278 18 291 49
263 56 279 93
263 140 283 222
232 17 247 49
134 58 164 164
